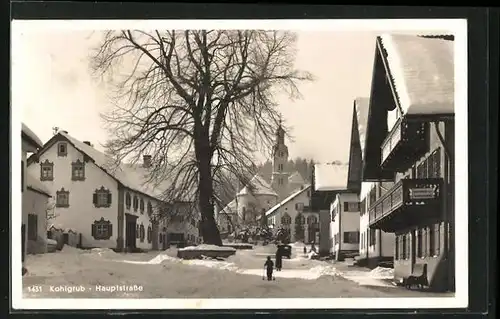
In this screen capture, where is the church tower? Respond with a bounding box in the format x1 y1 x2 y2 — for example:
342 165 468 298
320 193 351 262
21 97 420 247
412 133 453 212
271 120 290 201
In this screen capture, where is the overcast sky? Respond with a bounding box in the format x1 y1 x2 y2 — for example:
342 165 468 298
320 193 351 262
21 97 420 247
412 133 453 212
14 29 381 164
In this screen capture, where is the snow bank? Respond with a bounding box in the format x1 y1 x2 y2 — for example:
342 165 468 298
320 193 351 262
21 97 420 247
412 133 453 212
179 244 236 252
89 248 118 258
59 245 86 254
120 253 180 265
239 265 341 280
184 259 239 271
369 267 394 278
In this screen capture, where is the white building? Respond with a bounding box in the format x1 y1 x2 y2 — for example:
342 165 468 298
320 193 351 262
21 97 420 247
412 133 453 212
330 193 360 260
27 130 200 251
346 97 394 267
311 162 350 255
262 185 318 243
21 123 49 270
358 182 395 267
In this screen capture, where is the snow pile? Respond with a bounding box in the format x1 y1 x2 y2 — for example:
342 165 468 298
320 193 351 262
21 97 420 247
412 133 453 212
120 253 180 265
89 248 118 258
307 251 318 259
59 245 86 254
310 265 342 277
369 267 394 278
179 244 236 252
184 259 239 271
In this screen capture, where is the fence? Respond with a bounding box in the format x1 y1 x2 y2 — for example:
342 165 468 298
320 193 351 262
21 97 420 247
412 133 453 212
47 225 82 251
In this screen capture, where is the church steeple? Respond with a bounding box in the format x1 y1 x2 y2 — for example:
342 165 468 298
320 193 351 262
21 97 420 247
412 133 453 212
271 116 289 201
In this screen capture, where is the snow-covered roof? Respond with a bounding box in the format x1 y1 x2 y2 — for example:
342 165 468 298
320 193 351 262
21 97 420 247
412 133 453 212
288 171 306 185
265 184 311 217
378 34 454 116
26 172 51 196
43 131 191 202
354 97 370 160
314 163 349 191
219 199 238 216
237 174 278 197
21 123 43 149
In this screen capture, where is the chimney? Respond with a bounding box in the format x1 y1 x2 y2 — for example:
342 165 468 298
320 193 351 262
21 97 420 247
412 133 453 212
143 155 152 168
83 141 93 147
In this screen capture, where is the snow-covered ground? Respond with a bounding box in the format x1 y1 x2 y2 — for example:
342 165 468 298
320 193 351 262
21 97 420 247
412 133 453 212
21 245 452 298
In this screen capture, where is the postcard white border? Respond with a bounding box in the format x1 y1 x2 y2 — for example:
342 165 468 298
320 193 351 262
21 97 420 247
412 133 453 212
11 18 468 310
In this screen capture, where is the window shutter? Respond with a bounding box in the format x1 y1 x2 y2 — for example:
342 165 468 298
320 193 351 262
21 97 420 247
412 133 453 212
108 193 112 205
109 224 113 237
93 193 97 205
91 223 96 237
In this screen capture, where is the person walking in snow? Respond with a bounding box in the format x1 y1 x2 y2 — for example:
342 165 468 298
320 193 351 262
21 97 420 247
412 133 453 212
303 246 307 255
264 256 274 280
275 249 283 271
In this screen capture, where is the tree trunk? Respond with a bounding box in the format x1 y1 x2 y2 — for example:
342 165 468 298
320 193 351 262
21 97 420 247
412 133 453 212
196 132 222 246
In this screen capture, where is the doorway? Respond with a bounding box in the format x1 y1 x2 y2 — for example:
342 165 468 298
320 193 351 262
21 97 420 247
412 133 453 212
22 224 26 263
125 214 138 250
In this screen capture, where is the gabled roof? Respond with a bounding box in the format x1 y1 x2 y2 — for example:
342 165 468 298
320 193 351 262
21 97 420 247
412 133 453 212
313 163 349 191
265 184 311 217
378 34 454 116
288 171 305 185
22 123 43 149
29 131 180 201
237 174 278 197
26 172 51 196
219 198 238 216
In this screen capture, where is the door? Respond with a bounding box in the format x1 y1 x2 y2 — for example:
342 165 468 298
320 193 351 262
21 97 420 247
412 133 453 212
125 214 137 249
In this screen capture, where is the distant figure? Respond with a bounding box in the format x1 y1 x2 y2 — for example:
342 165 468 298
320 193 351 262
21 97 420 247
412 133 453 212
264 256 274 281
310 242 317 253
303 246 307 255
275 248 283 271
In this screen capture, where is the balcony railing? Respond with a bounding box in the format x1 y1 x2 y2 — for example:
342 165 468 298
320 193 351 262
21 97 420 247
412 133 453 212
380 118 429 172
369 178 443 231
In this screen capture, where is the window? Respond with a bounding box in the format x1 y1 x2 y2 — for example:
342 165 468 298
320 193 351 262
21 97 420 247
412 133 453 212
28 214 38 240
369 228 376 246
147 201 153 216
56 188 70 207
71 159 85 181
125 192 131 210
402 234 407 259
423 227 428 257
369 187 377 205
295 214 305 225
136 224 140 238
395 236 399 260
360 199 366 216
147 226 152 243
92 218 112 240
139 224 145 242
307 215 317 226
278 163 283 171
430 223 440 256
295 202 304 211
140 198 145 214
93 186 112 208
57 142 68 157
133 195 139 212
344 202 361 212
344 231 359 244
40 159 54 181
429 148 441 178
281 213 291 225
417 228 423 258
279 178 283 185
280 151 284 157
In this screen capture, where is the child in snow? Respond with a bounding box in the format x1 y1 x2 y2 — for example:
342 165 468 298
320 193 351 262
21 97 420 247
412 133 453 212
264 256 274 281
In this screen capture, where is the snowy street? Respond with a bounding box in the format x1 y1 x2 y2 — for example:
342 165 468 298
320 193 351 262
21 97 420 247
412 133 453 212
22 244 452 299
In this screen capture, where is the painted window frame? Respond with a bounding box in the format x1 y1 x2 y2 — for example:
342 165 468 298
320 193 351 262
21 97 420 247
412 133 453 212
139 224 145 242
147 201 153 217
140 198 145 214
281 213 291 225
57 142 68 157
91 217 113 240
71 159 86 181
133 195 139 212
56 188 70 208
147 226 152 243
125 192 131 210
93 186 112 208
40 159 54 181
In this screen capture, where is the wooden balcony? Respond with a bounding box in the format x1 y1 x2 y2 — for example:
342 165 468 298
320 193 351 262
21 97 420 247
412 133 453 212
369 178 443 232
380 118 429 172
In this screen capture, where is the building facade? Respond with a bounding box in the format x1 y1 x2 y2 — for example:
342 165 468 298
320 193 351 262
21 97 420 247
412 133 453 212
363 34 455 291
21 124 47 269
264 185 318 243
330 193 361 260
27 131 200 251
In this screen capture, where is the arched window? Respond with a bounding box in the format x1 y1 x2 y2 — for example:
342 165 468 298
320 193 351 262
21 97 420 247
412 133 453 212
140 198 145 214
281 213 291 225
139 223 145 242
133 195 139 212
147 226 152 243
147 201 153 216
125 192 131 210
295 214 305 225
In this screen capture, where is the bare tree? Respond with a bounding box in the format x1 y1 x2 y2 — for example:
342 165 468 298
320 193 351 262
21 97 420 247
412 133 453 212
90 29 313 245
